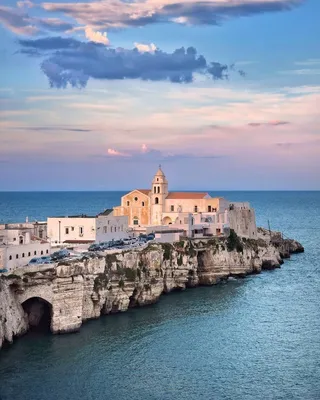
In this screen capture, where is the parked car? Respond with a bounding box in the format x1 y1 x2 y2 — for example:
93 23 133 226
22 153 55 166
28 256 52 265
88 244 102 252
51 249 70 261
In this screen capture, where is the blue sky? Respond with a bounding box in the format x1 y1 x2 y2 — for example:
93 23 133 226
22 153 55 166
0 0 319 191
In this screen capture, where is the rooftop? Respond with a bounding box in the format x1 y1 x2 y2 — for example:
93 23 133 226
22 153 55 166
166 192 210 200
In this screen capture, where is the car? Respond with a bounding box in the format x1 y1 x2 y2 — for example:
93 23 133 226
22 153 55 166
51 249 70 261
28 256 52 265
88 244 102 252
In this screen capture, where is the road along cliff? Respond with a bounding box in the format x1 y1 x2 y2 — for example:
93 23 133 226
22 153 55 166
0 229 304 350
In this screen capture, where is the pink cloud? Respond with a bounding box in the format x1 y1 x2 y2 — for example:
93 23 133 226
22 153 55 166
107 148 130 157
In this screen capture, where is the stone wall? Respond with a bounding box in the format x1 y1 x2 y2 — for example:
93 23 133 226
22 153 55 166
229 208 257 239
0 231 304 350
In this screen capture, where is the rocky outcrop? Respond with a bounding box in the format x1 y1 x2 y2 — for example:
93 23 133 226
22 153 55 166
0 230 304 350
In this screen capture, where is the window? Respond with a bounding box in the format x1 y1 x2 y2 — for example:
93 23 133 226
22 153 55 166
142 201 145 207
28 252 31 256
13 238 16 241
22 253 25 258
16 254 19 259
65 227 69 235
104 226 107 233
71 227 74 231
111 226 113 232
108 220 110 225
9 255 12 260
46 250 49 254
155 197 159 204
171 205 174 212
127 201 130 206
19 236 23 245
114 227 117 232
133 217 139 225
157 186 160 193
157 178 159 182
41 251 43 255
194 205 198 212
79 226 84 235
134 197 138 201
34 251 37 255
208 205 212 212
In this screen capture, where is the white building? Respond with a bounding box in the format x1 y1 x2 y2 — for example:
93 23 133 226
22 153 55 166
0 228 51 272
47 210 129 246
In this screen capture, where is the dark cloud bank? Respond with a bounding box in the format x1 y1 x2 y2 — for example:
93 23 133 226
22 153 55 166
19 37 245 88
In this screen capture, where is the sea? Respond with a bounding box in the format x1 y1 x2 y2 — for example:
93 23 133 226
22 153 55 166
0 191 319 400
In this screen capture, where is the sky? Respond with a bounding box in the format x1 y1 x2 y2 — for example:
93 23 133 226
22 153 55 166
0 0 319 191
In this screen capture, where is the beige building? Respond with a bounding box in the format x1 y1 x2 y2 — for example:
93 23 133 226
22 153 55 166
114 166 257 239
114 166 228 228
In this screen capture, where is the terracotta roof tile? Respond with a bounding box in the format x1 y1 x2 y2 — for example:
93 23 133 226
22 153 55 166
136 189 150 195
166 192 210 200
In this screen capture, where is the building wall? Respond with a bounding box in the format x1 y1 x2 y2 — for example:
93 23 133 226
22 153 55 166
96 215 129 242
1 241 51 272
47 217 96 244
114 190 150 226
228 208 257 239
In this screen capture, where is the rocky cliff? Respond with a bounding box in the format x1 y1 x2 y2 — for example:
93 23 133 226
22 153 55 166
0 230 304 350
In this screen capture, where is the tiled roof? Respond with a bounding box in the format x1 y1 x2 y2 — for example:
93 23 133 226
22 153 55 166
166 192 210 200
136 189 150 195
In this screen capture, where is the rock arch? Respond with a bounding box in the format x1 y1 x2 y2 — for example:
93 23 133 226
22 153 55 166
22 297 53 332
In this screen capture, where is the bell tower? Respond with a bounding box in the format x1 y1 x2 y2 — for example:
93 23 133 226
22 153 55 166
151 165 168 225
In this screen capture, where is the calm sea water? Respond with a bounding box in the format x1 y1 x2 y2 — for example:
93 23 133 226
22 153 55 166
0 191 320 400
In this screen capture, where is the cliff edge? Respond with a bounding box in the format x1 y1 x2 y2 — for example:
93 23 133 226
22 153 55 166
0 229 304 349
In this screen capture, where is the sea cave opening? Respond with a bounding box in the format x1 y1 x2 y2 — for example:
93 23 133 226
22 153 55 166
22 297 52 333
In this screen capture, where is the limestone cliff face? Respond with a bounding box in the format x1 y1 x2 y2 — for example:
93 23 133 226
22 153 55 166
0 231 304 349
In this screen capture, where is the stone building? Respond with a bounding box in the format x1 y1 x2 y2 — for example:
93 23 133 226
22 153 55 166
113 166 257 239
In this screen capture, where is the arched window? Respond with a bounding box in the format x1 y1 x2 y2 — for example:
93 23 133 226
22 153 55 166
126 201 130 206
28 252 31 256
157 186 160 193
34 251 37 255
19 236 23 245
133 217 139 226
46 250 49 254
9 255 12 260
155 197 159 204
16 254 19 259
142 201 145 206
194 205 198 212
41 250 43 255
22 253 25 258
154 186 156 194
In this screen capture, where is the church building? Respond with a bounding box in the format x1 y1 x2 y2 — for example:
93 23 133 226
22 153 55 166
113 166 229 227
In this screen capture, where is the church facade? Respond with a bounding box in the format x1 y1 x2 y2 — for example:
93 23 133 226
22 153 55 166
113 167 229 228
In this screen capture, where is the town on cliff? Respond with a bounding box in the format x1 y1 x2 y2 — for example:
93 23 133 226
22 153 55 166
0 167 304 349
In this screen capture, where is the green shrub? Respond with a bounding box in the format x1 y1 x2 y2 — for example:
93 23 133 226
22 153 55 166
162 243 172 261
124 268 137 281
177 254 183 266
119 279 125 288
227 229 243 253
94 273 109 291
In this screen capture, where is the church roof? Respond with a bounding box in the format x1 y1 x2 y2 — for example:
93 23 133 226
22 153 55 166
166 192 210 200
155 166 165 177
136 189 150 195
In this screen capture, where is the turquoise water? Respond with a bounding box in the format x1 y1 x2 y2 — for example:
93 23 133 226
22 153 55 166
0 191 319 400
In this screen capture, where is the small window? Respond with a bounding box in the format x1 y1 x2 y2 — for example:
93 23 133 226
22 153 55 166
142 201 145 206
19 236 24 245
28 252 31 256
16 254 19 259
127 201 130 206
79 226 83 235
194 205 198 212
154 186 156 194
71 227 74 231
65 227 69 235
157 178 159 182
41 250 43 255
111 226 113 232
157 186 160 194
22 253 25 258
46 250 49 254
133 218 139 226
13 238 16 241
34 251 37 255
208 205 212 212
114 227 117 232
9 255 12 260
108 220 110 225
134 197 138 201
155 197 159 204
171 205 174 212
